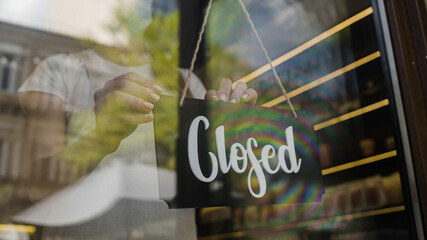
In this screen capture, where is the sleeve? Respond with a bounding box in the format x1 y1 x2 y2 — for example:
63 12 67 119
18 54 70 101
178 68 207 99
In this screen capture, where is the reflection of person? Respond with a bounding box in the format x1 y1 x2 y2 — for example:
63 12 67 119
16 1 258 238
19 50 257 170
18 49 257 238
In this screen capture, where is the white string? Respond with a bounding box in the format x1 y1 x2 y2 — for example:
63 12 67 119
238 0 297 118
179 0 214 107
180 0 297 119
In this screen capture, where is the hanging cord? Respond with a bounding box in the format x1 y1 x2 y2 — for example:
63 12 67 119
238 0 297 118
180 0 297 119
179 0 214 107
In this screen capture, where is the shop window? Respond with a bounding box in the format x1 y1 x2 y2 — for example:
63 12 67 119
0 0 423 239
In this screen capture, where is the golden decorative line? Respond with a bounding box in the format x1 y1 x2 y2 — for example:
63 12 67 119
0 224 36 233
335 205 405 220
233 7 374 88
321 150 397 175
313 99 389 131
261 51 381 108
272 205 405 231
199 205 405 240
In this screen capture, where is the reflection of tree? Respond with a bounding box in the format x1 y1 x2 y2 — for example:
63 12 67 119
206 0 252 88
66 2 258 172
207 44 252 89
142 9 181 170
106 3 180 93
143 10 180 92
63 6 181 172
103 3 181 93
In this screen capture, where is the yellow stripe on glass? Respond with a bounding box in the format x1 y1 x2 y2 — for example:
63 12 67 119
313 99 389 131
321 150 397 175
233 7 374 88
261 51 381 108
199 205 405 240
272 205 405 231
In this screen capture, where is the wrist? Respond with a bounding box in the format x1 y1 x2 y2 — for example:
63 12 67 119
88 128 121 155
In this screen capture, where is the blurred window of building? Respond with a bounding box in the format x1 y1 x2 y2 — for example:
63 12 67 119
0 139 10 178
0 53 21 93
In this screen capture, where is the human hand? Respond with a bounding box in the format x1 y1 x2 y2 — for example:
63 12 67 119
205 78 258 105
93 72 162 149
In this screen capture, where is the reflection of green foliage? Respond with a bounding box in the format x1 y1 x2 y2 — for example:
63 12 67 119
107 3 147 55
144 12 180 169
208 0 245 47
144 11 180 93
108 5 182 166
207 44 252 89
107 4 180 93
206 0 252 88
154 96 179 170
68 5 181 172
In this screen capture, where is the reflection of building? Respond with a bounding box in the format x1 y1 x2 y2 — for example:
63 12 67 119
0 0 131 46
0 20 85 223
0 1 184 238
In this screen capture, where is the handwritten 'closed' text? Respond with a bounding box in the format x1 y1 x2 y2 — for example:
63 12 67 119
188 116 302 198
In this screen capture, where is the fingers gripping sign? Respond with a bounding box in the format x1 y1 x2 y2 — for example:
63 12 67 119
204 79 258 105
93 71 256 153
241 88 258 105
229 82 247 103
218 78 232 102
93 72 162 149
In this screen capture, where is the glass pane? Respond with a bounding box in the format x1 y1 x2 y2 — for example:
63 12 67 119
0 0 419 239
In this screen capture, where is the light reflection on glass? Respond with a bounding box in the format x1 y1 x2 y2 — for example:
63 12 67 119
0 0 413 239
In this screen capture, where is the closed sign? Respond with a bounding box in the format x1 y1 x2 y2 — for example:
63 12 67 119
154 96 324 208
